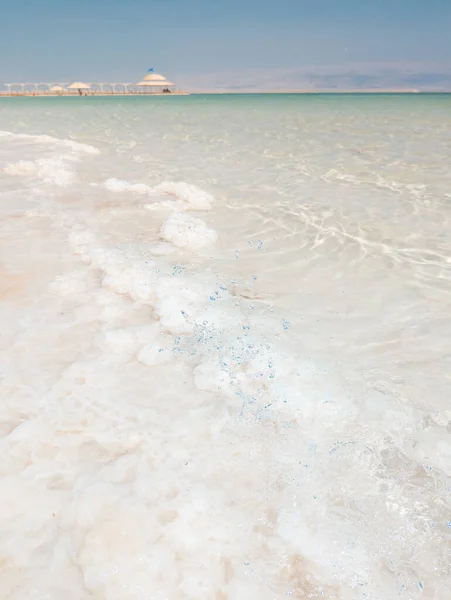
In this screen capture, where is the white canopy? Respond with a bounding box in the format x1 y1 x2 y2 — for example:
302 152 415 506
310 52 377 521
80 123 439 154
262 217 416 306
142 73 166 82
51 85 65 92
68 82 90 90
137 80 174 87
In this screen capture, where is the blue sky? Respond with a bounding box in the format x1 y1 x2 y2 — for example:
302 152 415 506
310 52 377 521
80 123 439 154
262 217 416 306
1 0 450 89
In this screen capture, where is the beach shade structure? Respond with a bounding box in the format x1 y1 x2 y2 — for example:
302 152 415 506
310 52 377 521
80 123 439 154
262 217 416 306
68 82 91 95
136 73 174 92
137 80 174 87
50 85 66 93
141 73 167 82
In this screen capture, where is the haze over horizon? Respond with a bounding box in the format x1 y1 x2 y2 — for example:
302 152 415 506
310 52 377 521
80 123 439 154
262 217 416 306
1 0 451 91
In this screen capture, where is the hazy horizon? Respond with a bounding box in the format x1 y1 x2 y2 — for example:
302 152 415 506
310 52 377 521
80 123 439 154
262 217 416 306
1 0 451 91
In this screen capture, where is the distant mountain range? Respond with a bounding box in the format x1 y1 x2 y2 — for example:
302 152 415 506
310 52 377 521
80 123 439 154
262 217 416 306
175 62 451 93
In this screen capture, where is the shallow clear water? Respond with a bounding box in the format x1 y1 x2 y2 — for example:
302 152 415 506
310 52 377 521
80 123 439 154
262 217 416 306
0 94 450 599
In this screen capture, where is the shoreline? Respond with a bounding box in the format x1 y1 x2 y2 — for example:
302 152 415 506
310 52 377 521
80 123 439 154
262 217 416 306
0 91 190 97
190 88 447 94
1 89 450 98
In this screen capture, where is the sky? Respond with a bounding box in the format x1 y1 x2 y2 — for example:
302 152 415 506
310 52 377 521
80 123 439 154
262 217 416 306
1 0 450 90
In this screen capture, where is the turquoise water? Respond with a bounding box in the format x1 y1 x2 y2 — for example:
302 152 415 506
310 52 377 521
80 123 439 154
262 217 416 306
0 94 450 599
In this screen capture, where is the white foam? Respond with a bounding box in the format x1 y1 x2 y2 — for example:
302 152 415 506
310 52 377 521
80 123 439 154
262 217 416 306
160 213 217 249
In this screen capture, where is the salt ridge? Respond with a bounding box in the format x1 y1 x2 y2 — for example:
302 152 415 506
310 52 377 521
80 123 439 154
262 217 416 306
0 129 100 155
103 177 215 211
1 107 450 599
3 157 77 186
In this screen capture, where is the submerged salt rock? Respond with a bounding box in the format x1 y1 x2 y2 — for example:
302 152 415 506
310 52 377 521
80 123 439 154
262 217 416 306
135 323 175 366
3 160 37 176
103 178 153 195
137 342 174 366
99 328 138 357
0 129 100 154
152 278 207 335
193 361 231 393
154 181 215 211
101 178 215 212
160 213 217 249
149 242 177 256
4 157 76 186
49 270 91 296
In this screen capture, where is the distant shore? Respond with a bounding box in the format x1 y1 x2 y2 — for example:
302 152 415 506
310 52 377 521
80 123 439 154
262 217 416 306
0 91 189 97
2 89 450 97
196 88 426 94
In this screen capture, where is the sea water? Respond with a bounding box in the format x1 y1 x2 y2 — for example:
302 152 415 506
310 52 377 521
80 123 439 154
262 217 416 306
0 94 450 599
